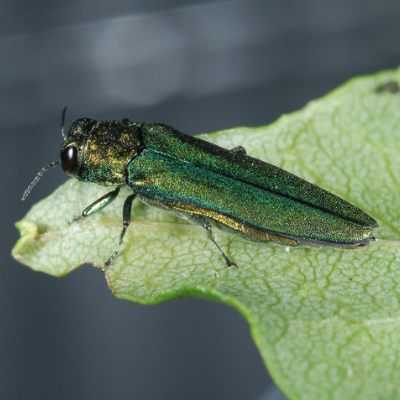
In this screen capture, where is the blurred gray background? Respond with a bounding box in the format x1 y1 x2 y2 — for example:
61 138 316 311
2 1 400 399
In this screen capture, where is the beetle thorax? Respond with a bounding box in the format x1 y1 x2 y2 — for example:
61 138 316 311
61 119 143 187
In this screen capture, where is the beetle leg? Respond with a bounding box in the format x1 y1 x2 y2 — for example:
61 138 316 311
103 193 137 271
230 146 246 155
71 187 121 223
190 215 237 268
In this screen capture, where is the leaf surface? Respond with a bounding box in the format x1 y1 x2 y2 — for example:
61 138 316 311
13 69 400 399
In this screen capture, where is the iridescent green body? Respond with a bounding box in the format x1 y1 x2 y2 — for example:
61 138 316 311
128 124 377 246
24 116 378 269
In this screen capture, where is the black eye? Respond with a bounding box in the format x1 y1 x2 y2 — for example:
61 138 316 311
61 146 78 176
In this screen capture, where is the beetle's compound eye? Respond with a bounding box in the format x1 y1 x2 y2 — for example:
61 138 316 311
61 146 78 177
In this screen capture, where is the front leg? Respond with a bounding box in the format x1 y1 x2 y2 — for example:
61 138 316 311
71 187 121 223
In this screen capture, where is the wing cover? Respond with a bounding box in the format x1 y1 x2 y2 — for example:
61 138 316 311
127 149 374 245
139 124 377 228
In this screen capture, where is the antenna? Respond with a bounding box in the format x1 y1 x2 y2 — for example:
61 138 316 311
22 107 68 201
61 106 67 140
21 161 61 201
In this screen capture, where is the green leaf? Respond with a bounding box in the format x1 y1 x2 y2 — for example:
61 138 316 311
13 68 400 399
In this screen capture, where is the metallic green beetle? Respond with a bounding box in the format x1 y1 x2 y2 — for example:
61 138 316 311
23 112 378 269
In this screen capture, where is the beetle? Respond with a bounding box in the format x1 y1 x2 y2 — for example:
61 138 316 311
22 109 378 270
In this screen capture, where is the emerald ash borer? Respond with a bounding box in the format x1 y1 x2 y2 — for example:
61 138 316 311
22 109 378 270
